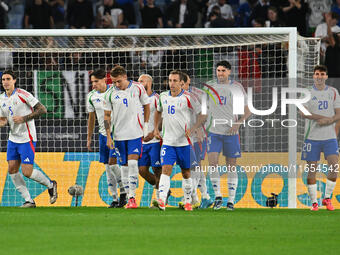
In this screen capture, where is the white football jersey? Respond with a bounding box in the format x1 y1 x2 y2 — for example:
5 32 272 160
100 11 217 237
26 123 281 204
206 80 247 136
87 85 111 136
157 89 201 147
304 85 340 140
0 88 39 143
143 92 160 145
103 81 150 141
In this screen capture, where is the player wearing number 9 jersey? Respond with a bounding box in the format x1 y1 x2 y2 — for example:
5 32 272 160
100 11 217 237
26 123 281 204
300 65 340 211
103 66 150 209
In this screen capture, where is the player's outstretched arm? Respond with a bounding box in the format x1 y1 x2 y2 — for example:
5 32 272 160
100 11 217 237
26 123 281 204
87 112 96 151
0 117 7 127
12 102 47 124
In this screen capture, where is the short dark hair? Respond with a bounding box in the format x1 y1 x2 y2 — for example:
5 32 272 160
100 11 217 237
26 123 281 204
216 61 231 70
1 70 16 80
110 65 127 77
314 65 328 74
180 71 190 83
90 69 106 79
169 70 186 81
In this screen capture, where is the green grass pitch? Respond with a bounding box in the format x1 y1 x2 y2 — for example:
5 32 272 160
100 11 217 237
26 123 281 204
0 207 339 255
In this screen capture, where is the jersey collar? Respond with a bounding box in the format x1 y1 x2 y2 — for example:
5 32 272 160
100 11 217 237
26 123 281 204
169 89 185 97
5 88 16 97
150 91 156 97
313 84 328 91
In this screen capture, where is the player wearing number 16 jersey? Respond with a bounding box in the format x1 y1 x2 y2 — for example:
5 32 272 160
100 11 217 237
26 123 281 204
153 70 205 211
103 66 150 209
300 65 340 211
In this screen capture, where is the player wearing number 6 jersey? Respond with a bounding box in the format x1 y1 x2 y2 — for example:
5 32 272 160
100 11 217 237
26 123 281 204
0 70 57 208
103 66 150 209
153 70 205 211
300 65 340 211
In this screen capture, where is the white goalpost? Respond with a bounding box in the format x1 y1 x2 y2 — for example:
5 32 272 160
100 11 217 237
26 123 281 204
0 28 320 208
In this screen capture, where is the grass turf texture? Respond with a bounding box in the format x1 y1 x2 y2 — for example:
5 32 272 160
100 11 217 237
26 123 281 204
0 207 339 255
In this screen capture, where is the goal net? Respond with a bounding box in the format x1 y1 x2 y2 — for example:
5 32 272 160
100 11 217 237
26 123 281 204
0 28 323 208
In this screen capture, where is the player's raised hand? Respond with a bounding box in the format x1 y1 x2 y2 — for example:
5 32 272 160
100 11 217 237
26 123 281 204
12 116 25 124
154 128 161 140
87 139 93 152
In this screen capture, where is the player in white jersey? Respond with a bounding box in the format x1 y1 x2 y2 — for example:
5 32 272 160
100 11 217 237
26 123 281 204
103 66 150 209
206 61 251 210
0 70 57 208
87 69 126 208
137 74 163 206
153 70 205 211
179 71 213 209
300 65 340 211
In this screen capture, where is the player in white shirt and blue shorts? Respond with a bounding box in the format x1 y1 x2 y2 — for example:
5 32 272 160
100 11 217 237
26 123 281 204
103 66 150 209
137 74 163 206
87 69 127 208
0 70 57 208
300 65 340 211
153 70 206 211
206 61 251 211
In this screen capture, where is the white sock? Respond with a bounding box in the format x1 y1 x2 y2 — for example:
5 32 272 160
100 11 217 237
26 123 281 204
325 179 336 199
191 169 199 203
183 178 193 204
198 171 210 200
105 164 118 201
159 174 170 202
209 168 222 197
308 184 317 204
227 170 238 204
10 172 33 203
121 166 129 195
128 159 139 198
30 169 52 188
110 164 125 194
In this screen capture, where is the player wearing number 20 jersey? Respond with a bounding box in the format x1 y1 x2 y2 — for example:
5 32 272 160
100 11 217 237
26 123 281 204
301 65 340 211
